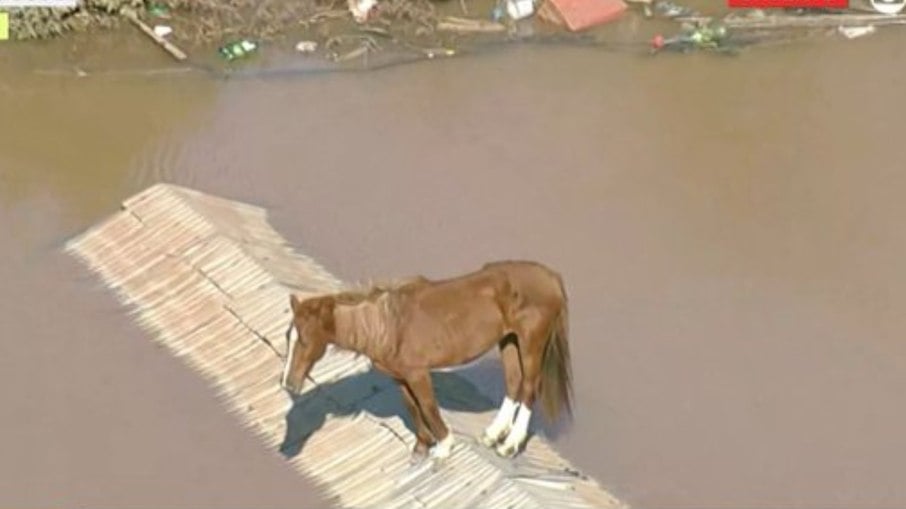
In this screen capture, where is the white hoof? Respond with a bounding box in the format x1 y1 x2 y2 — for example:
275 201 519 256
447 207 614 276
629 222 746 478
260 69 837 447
480 425 510 448
482 397 519 448
496 439 521 458
496 405 531 459
429 433 455 460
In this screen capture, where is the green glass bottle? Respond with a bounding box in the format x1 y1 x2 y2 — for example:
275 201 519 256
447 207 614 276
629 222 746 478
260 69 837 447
218 40 259 61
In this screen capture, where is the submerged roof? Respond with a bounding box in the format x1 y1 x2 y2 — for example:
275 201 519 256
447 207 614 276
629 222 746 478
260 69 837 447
66 183 626 509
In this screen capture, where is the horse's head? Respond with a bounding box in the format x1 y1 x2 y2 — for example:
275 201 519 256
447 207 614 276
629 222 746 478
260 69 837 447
281 294 335 395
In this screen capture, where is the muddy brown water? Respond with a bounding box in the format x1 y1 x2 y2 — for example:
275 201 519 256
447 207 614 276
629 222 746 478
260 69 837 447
2 6 906 508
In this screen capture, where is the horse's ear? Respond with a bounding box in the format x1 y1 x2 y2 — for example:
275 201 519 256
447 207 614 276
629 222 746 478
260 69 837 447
289 294 301 313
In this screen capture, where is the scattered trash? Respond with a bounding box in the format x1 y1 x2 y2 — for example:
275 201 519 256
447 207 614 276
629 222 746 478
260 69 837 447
152 25 172 38
348 0 378 23
146 2 171 19
537 0 626 32
654 0 696 18
424 47 457 58
488 0 534 21
295 40 319 53
506 0 536 20
218 39 259 61
690 24 728 48
838 24 876 38
651 23 730 53
4 0 901 65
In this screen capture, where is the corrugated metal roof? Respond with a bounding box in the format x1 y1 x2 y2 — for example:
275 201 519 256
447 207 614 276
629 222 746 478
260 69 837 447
65 183 627 509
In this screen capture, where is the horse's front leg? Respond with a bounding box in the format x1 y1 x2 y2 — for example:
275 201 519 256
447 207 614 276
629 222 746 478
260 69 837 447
405 370 455 460
397 380 435 462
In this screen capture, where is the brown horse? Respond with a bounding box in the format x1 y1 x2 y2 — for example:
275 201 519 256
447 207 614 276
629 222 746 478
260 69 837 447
281 260 573 460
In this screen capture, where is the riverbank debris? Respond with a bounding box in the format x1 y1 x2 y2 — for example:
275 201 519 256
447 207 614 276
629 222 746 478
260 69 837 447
506 0 536 20
651 23 730 53
537 0 626 32
124 11 187 61
7 0 906 70
153 24 172 37
654 0 695 18
436 16 506 33
838 24 876 39
349 0 378 23
295 40 319 53
424 47 456 58
218 39 259 61
146 2 170 19
4 0 317 43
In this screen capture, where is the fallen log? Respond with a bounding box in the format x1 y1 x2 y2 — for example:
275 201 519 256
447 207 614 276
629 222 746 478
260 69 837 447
123 12 187 61
436 16 507 33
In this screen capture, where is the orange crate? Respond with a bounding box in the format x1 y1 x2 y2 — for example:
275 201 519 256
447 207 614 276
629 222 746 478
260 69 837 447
537 0 627 31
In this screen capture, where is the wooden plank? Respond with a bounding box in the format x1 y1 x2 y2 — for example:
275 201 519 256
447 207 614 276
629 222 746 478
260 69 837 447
123 12 188 61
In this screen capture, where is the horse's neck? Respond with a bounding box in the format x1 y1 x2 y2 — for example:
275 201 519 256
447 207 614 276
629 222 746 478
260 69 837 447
333 296 395 360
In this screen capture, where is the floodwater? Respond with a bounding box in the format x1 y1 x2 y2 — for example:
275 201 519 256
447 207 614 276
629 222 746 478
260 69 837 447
2 5 906 508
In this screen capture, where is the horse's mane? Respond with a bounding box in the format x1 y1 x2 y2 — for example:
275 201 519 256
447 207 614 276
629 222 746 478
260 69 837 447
332 275 428 306
329 275 429 357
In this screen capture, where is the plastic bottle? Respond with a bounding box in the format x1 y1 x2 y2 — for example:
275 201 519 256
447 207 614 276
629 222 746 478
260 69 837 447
147 2 170 18
218 40 259 61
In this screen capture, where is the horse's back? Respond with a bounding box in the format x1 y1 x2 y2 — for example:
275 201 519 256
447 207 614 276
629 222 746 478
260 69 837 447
401 260 565 314
480 260 566 305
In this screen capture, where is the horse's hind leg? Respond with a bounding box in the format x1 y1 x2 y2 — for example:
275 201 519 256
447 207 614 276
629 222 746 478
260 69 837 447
398 380 436 462
405 370 456 460
481 335 522 447
497 317 549 458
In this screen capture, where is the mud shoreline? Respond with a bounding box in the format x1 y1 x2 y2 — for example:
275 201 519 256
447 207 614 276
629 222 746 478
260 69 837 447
5 0 900 81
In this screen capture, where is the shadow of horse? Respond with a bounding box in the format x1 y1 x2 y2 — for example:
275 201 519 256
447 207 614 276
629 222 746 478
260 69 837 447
279 355 570 459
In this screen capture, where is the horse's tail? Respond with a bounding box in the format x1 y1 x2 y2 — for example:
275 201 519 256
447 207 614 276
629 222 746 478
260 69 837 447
540 279 573 424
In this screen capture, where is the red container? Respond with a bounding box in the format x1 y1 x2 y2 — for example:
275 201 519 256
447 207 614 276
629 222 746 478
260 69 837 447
537 0 627 32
